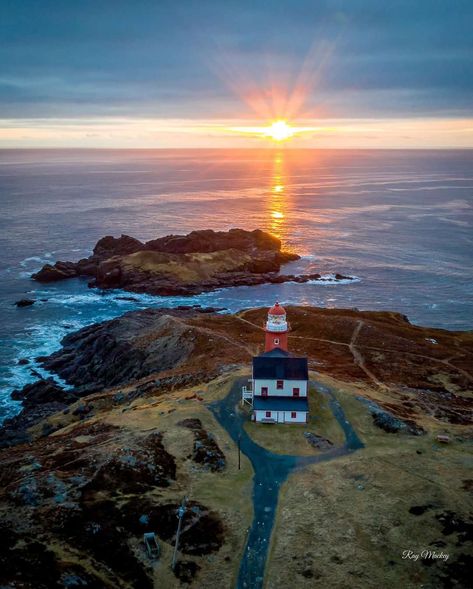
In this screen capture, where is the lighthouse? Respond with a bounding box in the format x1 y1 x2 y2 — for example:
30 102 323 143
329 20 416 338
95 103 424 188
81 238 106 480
241 302 309 424
264 302 288 352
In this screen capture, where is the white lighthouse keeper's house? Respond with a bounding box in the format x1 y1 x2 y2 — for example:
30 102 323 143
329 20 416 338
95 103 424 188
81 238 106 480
243 302 309 424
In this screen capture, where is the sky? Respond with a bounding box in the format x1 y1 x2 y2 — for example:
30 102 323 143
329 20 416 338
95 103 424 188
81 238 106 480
0 0 472 148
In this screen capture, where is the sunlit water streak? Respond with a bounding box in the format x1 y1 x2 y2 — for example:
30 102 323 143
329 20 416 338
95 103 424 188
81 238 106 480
0 148 472 421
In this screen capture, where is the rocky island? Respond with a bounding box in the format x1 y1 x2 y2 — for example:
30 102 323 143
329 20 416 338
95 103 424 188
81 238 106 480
1 305 472 588
32 228 353 295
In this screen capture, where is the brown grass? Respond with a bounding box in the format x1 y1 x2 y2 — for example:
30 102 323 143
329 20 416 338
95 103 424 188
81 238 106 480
121 249 252 282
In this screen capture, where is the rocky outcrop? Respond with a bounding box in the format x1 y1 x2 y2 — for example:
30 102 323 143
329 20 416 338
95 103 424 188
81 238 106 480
0 307 252 447
304 432 334 450
91 253 353 296
0 380 78 447
93 234 145 258
39 309 207 394
33 228 358 295
15 298 36 307
360 399 426 435
144 228 281 254
178 418 226 472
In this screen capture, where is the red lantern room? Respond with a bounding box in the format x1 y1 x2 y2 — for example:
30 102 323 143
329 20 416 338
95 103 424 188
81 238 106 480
269 302 286 315
264 302 288 352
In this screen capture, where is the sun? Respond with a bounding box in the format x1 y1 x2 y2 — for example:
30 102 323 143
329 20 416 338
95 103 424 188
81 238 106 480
228 119 320 142
265 120 294 142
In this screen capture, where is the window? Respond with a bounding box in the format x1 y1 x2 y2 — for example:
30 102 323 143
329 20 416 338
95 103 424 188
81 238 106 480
261 387 268 396
276 380 284 389
293 387 300 397
273 338 279 345
291 412 297 419
265 411 271 418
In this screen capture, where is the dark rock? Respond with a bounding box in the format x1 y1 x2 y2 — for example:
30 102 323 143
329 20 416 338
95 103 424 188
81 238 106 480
304 432 334 450
82 432 176 497
72 404 93 417
32 262 77 282
0 401 67 448
113 392 126 404
357 397 425 435
11 379 76 407
334 273 352 280
31 228 318 297
38 310 196 394
1 380 78 448
18 358 30 365
15 298 36 307
409 504 434 516
30 228 355 297
178 418 203 430
120 498 225 555
174 560 201 583
0 525 91 589
372 411 425 435
462 479 473 492
52 501 153 589
98 261 123 286
144 228 281 254
435 511 473 544
93 234 144 258
178 418 226 471
442 554 473 588
301 569 314 578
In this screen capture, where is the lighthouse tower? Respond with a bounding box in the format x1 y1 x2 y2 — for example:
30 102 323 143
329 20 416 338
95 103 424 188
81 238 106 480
264 302 288 352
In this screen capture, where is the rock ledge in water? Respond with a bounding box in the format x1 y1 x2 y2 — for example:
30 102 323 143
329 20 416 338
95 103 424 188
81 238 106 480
32 228 354 295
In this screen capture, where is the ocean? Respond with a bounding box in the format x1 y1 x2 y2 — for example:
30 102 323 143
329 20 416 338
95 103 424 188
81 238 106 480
0 148 472 422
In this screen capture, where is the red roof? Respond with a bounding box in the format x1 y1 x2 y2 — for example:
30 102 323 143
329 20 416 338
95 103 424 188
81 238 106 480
268 302 286 316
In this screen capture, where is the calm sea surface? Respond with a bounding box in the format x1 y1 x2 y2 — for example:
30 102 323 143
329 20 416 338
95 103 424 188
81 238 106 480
0 148 472 421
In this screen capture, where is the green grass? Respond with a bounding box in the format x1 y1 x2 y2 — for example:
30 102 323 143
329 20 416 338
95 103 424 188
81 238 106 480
242 385 345 455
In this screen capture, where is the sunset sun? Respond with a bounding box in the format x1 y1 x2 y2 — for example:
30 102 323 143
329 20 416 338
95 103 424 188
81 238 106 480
265 120 294 141
228 119 321 142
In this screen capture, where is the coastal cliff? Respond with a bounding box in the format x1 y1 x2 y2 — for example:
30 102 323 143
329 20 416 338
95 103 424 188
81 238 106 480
32 228 353 295
1 306 472 588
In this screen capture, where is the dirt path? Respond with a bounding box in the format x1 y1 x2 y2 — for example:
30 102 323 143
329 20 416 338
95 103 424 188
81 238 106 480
348 320 388 390
234 315 473 384
208 378 364 589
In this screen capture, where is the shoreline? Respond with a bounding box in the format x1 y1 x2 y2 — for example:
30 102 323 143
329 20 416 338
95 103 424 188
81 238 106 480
3 288 472 426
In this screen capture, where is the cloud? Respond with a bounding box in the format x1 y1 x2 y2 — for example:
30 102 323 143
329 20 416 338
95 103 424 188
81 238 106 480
0 0 472 126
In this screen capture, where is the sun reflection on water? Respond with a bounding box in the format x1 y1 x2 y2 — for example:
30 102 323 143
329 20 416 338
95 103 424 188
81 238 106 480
268 151 289 241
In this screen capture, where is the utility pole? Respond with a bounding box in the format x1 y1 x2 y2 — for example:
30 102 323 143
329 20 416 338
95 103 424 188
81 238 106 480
238 434 241 470
171 496 187 570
